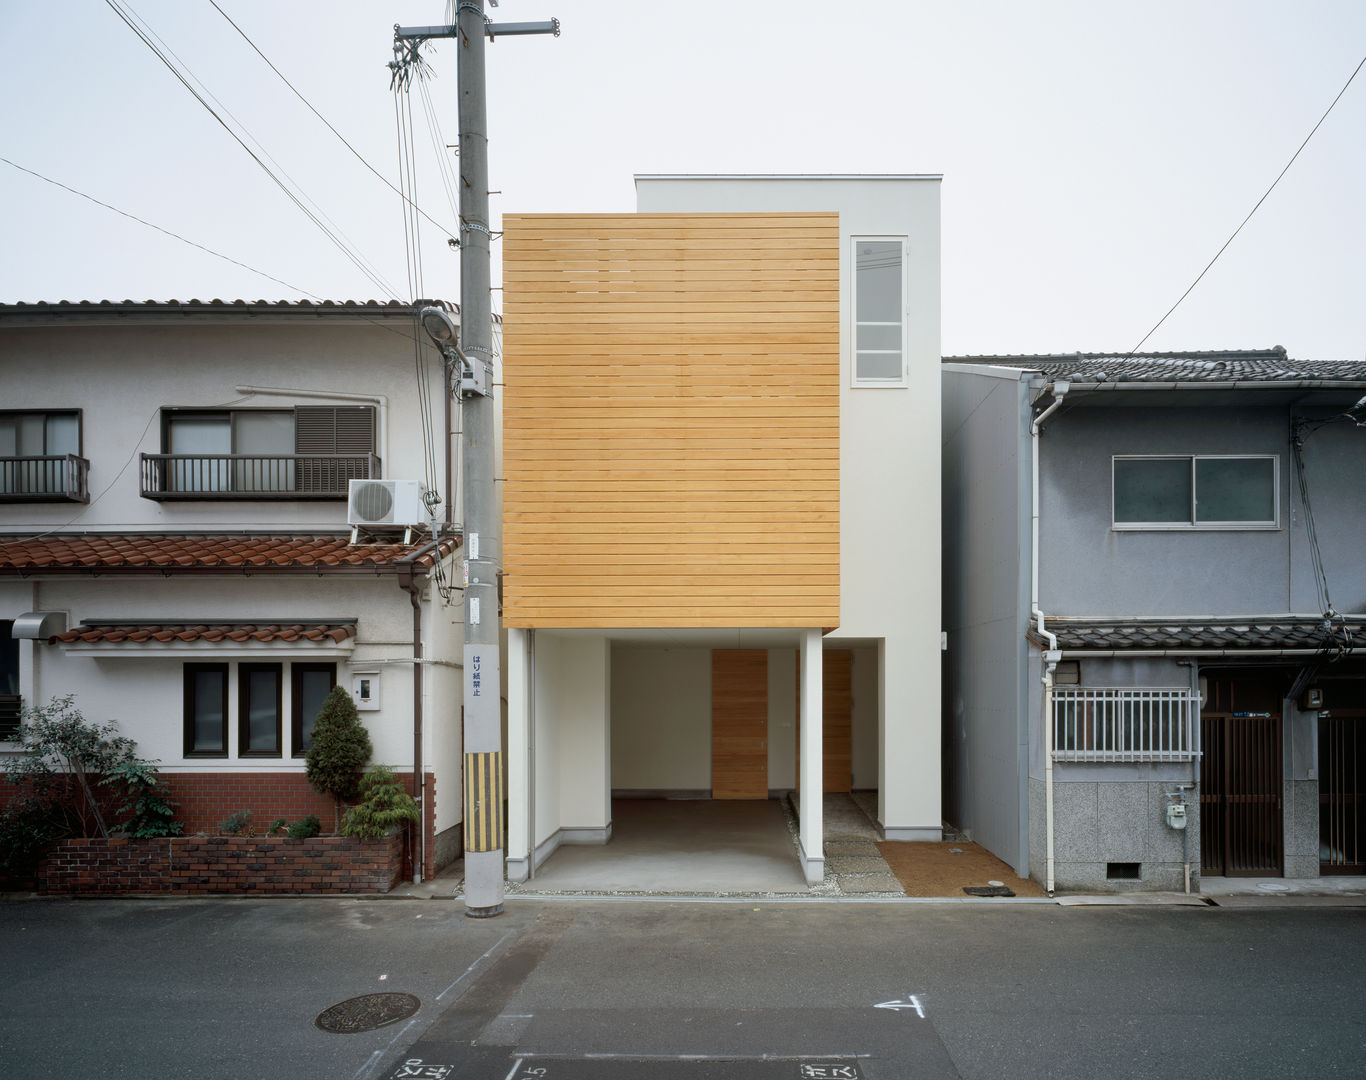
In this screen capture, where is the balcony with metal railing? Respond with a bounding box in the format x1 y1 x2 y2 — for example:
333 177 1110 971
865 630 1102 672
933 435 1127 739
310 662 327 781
1053 687 1202 762
139 453 380 500
0 455 90 503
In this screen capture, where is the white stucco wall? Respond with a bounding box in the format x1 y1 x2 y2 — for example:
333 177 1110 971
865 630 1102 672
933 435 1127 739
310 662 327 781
610 646 711 791
531 631 611 844
636 177 943 836
0 313 451 534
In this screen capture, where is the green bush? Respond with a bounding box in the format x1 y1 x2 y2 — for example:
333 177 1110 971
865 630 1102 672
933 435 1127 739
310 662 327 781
219 810 254 836
287 814 322 840
305 686 372 828
341 765 419 840
0 798 74 880
5 694 136 838
101 760 183 838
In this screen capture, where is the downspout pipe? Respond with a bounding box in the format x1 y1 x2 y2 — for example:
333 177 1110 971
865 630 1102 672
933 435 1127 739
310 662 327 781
396 557 430 885
1030 380 1067 896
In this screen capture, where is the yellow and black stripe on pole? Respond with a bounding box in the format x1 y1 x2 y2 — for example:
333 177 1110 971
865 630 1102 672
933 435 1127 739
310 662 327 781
464 751 504 853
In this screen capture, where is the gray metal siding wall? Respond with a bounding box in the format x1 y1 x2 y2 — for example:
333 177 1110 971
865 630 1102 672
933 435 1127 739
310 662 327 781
942 369 1031 873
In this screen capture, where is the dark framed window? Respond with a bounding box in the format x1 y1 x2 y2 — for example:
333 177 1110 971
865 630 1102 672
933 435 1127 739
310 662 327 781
1 620 20 741
292 663 337 757
0 410 85 500
184 663 229 757
238 663 282 757
1113 454 1278 529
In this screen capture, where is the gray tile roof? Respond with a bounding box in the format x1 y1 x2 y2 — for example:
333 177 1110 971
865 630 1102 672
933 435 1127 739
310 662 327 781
0 299 434 320
1034 616 1365 652
944 349 1366 384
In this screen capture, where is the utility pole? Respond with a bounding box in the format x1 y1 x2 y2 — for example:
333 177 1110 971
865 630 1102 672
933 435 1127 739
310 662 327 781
398 3 559 918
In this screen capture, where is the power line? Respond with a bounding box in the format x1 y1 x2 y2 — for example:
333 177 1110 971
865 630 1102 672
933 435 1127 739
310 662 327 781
1130 53 1366 354
1 156 316 298
208 0 460 244
104 0 401 299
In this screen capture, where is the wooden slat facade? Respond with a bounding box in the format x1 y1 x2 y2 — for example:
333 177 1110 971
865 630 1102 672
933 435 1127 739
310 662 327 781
501 213 840 628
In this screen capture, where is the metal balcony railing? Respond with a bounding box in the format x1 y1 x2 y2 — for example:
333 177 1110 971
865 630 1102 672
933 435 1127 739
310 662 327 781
139 453 380 500
1053 687 1202 762
0 455 90 503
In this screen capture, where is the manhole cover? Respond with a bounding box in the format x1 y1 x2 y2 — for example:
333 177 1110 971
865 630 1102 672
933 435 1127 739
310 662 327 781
963 885 1015 897
315 993 421 1034
1256 882 1295 892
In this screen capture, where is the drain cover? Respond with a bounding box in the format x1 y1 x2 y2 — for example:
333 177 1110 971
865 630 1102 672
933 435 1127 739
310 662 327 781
963 885 1015 897
315 993 421 1034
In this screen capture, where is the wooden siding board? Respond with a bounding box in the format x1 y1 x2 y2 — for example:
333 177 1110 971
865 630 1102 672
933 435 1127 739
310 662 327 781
502 212 840 629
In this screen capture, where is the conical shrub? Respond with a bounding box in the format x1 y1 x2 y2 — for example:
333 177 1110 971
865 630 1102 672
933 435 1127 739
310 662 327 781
304 686 372 815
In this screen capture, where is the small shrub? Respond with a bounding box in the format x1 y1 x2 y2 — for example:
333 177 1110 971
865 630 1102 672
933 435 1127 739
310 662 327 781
5 695 136 838
101 760 183 838
0 798 73 880
219 810 254 836
305 686 372 828
267 817 288 836
287 814 322 840
341 765 419 840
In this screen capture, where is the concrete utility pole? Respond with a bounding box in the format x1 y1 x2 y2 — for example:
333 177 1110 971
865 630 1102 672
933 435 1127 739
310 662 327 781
397 3 558 919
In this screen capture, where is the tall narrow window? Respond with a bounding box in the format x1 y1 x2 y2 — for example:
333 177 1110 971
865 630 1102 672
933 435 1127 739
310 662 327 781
854 238 906 385
0 620 20 740
184 663 228 757
292 663 337 756
239 663 282 756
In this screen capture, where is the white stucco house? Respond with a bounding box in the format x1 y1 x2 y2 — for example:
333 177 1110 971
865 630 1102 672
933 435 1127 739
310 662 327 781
0 299 466 878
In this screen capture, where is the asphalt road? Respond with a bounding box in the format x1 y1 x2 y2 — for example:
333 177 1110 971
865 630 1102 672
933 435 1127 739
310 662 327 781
1 896 1363 1079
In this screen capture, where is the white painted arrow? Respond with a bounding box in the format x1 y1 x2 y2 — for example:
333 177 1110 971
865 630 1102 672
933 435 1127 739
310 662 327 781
874 994 925 1017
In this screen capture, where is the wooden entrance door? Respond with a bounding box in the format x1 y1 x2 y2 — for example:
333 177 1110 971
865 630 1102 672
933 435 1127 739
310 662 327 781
712 650 768 799
822 650 853 793
1320 710 1366 873
1200 674 1284 876
795 649 854 793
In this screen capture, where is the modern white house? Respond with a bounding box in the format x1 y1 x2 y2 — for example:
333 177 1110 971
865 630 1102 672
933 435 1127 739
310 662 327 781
0 300 466 879
498 175 943 885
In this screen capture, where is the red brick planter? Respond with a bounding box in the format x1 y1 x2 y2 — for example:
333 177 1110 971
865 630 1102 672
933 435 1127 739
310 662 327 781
34 833 403 895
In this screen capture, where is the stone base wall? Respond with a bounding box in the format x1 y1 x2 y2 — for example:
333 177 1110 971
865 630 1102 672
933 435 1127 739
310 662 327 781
1028 778 1200 892
35 833 403 895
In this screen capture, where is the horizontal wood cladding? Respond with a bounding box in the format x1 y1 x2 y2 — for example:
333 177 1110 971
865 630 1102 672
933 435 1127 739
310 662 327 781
502 212 840 629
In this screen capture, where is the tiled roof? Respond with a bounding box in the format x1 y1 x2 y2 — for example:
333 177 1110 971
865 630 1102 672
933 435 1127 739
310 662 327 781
944 349 1366 384
52 622 356 646
1034 616 1365 652
0 299 424 315
0 534 459 575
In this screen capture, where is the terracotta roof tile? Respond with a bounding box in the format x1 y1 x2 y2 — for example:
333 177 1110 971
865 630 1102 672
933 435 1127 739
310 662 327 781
52 622 358 647
0 534 459 575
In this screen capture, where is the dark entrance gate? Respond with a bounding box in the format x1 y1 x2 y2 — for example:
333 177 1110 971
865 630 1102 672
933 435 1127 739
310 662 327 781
1319 709 1366 874
1201 673 1284 877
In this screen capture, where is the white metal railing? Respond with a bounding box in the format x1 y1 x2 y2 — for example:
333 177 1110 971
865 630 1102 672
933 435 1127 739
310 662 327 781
1052 687 1201 762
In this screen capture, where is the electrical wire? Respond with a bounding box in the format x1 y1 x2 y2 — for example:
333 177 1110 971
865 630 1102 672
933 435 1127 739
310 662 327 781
104 0 402 300
1 156 315 298
208 0 459 244
1130 53 1366 354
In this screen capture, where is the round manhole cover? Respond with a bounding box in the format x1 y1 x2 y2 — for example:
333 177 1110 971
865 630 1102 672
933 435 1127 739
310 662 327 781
315 993 421 1034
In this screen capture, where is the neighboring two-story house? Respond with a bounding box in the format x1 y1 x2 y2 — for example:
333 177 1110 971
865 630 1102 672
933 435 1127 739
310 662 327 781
942 350 1366 892
0 299 465 879
498 175 943 885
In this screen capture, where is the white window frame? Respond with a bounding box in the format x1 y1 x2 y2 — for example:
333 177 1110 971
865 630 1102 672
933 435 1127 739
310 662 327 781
1112 453 1279 531
851 235 908 388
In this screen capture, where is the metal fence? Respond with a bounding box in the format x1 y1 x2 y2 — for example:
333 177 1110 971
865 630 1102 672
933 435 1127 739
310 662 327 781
0 455 90 502
1053 687 1201 762
139 454 379 499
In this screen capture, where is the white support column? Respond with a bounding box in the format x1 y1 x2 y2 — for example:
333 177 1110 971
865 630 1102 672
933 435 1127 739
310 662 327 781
505 627 531 882
798 628 824 885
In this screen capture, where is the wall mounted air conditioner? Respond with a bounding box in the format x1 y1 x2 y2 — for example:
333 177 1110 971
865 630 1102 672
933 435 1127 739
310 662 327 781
347 480 427 527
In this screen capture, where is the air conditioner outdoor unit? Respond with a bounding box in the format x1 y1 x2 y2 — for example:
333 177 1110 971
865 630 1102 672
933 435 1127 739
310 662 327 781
347 480 427 527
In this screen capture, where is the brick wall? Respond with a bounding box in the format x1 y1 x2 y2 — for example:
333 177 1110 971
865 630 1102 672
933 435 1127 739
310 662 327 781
3 769 452 881
36 833 403 895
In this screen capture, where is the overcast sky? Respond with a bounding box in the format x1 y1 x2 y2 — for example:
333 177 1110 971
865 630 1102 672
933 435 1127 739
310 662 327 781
2 1 1363 359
